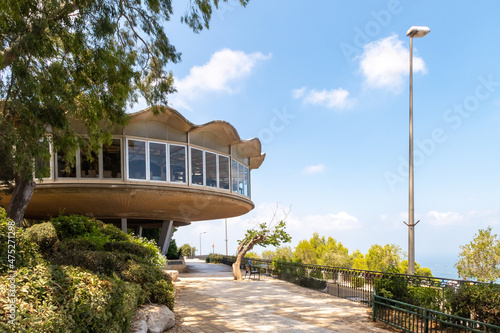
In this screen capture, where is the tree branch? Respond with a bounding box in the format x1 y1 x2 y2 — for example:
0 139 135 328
1 1 78 70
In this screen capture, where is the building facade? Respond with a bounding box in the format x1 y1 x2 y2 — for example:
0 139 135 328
0 106 265 253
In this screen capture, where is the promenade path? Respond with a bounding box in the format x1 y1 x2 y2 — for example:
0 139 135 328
168 259 393 333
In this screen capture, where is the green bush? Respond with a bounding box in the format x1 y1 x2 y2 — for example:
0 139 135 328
104 241 152 259
206 253 223 263
120 261 165 285
58 237 102 252
129 236 166 269
100 223 129 242
449 283 500 326
374 274 409 301
24 222 58 254
408 286 443 311
298 276 327 290
0 263 141 332
0 208 41 273
0 212 175 331
166 239 178 259
50 249 137 276
120 262 174 308
142 280 175 310
50 214 100 239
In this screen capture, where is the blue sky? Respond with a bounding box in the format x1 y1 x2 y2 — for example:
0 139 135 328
131 1 500 275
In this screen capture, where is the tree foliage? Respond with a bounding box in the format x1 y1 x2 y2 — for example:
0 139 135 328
455 226 500 282
0 0 249 224
178 243 196 257
292 233 351 268
232 210 291 280
365 244 405 272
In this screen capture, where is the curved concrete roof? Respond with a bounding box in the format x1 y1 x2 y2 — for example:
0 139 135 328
130 106 266 169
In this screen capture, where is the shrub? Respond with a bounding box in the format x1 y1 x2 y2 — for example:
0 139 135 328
143 280 175 310
408 286 443 311
50 249 136 276
0 208 41 273
100 223 129 242
449 283 500 326
58 237 102 252
0 263 141 332
129 236 166 269
120 262 174 308
0 212 175 331
298 276 327 290
166 239 178 259
120 261 165 285
104 241 152 259
206 253 223 263
50 214 100 239
374 274 410 301
24 222 58 254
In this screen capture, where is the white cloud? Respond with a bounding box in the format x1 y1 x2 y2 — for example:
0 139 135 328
292 87 355 110
359 34 426 92
303 212 362 231
426 210 464 227
170 48 271 109
303 164 326 174
291 87 306 99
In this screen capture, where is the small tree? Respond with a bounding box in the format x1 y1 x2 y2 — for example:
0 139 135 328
455 226 500 282
233 213 291 280
178 243 196 258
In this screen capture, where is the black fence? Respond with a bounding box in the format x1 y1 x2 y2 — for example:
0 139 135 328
373 293 500 333
222 256 481 308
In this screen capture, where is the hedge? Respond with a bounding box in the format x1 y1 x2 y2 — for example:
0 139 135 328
0 208 174 331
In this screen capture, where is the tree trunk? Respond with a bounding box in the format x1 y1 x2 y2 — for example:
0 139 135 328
232 261 243 280
7 175 35 226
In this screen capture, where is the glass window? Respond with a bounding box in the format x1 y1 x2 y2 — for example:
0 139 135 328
35 140 51 179
103 139 122 179
243 165 250 197
218 155 230 190
149 142 166 181
169 145 186 183
238 163 244 195
205 152 217 187
191 148 204 185
57 151 76 178
231 159 238 193
80 142 99 179
128 140 146 180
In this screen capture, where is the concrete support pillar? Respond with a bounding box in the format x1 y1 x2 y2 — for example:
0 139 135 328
135 225 143 237
158 220 174 256
121 218 127 234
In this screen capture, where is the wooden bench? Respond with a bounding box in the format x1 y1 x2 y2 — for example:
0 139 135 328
244 264 260 280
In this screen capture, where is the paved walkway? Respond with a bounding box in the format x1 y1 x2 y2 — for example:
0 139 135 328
168 259 393 333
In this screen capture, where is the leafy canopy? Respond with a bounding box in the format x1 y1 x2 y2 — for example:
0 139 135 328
238 220 292 250
455 226 500 282
0 0 249 186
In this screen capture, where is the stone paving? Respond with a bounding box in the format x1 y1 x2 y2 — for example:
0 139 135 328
167 259 394 333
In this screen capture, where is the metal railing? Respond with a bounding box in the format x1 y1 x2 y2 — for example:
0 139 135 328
221 256 480 306
373 292 500 333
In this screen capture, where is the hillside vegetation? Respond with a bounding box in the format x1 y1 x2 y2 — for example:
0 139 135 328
0 208 173 332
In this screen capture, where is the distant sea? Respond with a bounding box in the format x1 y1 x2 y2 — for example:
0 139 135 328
417 253 460 280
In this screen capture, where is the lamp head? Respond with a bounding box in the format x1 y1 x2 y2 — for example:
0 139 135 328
406 26 430 38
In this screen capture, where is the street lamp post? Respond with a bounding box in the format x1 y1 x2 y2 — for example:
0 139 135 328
405 26 430 275
199 232 207 256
